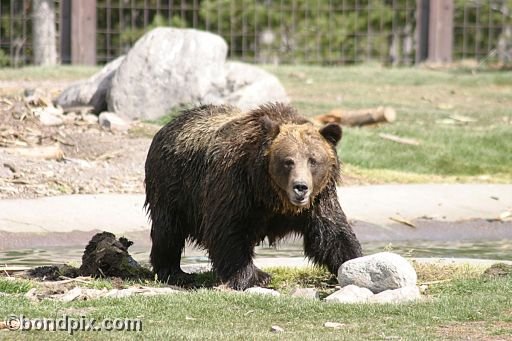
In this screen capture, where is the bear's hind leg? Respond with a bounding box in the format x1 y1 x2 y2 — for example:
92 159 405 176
150 214 194 285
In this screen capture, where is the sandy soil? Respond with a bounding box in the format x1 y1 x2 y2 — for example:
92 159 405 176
0 83 158 199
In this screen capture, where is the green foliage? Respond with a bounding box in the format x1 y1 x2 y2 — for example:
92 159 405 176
119 14 188 46
0 278 32 294
200 0 413 64
0 49 10 67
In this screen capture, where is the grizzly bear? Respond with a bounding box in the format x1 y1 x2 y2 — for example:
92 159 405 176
144 103 362 290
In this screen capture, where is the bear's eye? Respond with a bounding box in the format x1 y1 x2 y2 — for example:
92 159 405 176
284 158 295 168
309 158 317 167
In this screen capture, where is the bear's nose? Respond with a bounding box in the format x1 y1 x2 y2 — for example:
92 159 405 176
293 182 309 196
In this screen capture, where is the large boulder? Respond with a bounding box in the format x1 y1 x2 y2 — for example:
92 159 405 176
107 28 228 120
338 252 417 293
221 61 289 111
55 56 125 113
55 28 290 120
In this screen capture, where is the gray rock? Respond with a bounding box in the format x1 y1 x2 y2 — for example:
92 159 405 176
221 61 289 111
324 284 373 304
98 112 130 132
270 325 284 333
108 28 228 120
82 113 99 124
244 287 281 297
289 287 319 300
338 252 417 293
368 286 421 304
56 56 125 113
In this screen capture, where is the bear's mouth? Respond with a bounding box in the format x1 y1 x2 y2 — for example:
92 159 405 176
290 194 310 207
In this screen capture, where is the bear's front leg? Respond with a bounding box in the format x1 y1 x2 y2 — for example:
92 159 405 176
303 197 362 274
209 236 271 290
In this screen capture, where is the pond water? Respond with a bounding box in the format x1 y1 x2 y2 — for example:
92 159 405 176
1 239 511 267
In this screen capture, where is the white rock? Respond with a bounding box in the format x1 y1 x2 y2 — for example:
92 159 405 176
62 112 78 123
289 287 319 300
36 107 64 126
270 325 284 333
60 287 84 302
368 286 421 304
324 284 374 304
83 114 99 124
244 287 280 297
98 112 130 132
108 28 228 120
324 322 345 329
338 252 417 293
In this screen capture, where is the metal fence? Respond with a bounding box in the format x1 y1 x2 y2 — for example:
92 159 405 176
1 0 511 66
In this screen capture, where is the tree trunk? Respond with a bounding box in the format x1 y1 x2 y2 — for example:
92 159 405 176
32 0 57 65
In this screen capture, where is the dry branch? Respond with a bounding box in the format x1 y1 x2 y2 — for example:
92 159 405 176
378 133 421 146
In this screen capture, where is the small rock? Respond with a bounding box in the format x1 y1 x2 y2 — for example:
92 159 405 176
270 325 284 333
324 322 345 329
338 252 417 293
60 287 84 302
244 287 280 297
289 287 319 300
325 284 373 304
99 112 130 132
368 286 421 304
37 108 64 126
24 288 39 302
63 112 78 123
105 288 134 299
83 113 99 124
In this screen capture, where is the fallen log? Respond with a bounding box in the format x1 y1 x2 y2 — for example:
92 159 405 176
315 106 396 127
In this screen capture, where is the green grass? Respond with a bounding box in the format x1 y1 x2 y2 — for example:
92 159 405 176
0 65 100 81
0 265 510 340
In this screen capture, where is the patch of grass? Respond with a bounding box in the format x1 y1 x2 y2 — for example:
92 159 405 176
267 266 334 293
0 278 33 294
0 66 100 81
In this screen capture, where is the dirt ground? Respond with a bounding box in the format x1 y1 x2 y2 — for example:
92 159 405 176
0 81 159 199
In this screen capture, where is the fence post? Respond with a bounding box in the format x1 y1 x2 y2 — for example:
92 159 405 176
415 0 430 64
428 0 453 63
71 0 96 65
32 0 57 65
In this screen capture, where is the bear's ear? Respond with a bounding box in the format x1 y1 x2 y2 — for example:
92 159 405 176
319 123 342 146
260 115 280 139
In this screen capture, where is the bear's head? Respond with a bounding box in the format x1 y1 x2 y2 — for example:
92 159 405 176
262 116 342 211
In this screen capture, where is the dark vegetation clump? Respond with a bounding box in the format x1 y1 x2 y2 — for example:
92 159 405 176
79 232 152 280
26 232 153 281
483 263 512 278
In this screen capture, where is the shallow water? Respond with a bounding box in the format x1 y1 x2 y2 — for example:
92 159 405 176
1 239 511 267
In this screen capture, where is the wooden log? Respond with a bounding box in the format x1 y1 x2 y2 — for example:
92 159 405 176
315 107 396 127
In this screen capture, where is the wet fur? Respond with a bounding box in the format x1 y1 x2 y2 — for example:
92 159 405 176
144 103 362 290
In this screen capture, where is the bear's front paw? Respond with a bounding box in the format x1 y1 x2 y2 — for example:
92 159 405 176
156 268 195 286
225 266 272 290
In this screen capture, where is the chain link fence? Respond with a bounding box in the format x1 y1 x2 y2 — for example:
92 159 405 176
1 0 511 66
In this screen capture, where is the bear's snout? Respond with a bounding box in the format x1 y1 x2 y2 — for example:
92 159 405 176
291 181 310 206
